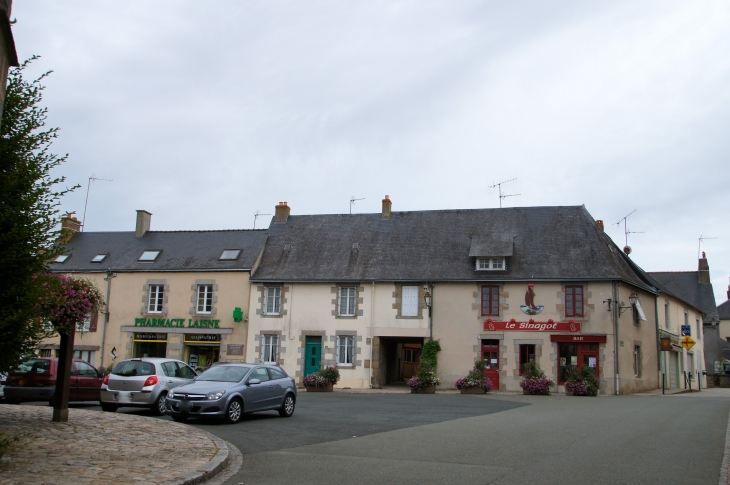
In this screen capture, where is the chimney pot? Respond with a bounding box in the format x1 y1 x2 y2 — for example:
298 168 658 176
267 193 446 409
59 213 81 244
381 195 392 220
136 210 152 238
698 253 710 284
596 220 604 231
275 201 291 223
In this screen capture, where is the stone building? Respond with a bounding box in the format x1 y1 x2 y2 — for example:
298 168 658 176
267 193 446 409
0 0 17 121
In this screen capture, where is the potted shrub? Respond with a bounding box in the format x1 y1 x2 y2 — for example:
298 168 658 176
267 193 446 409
564 366 599 396
455 360 493 394
302 365 340 392
519 361 554 395
408 363 440 394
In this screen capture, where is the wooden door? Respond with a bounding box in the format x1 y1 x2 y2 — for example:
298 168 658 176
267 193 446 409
401 348 421 379
304 336 322 377
482 340 500 390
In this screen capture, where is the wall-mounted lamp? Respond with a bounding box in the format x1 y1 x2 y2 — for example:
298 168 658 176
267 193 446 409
423 289 432 310
603 292 638 316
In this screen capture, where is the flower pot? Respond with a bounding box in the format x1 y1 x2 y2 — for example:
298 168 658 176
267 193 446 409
460 386 487 394
411 384 436 394
565 389 574 396
305 383 334 392
523 389 550 395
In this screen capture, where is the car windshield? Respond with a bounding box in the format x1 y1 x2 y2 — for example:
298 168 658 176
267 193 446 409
112 361 156 377
14 359 51 374
196 365 252 382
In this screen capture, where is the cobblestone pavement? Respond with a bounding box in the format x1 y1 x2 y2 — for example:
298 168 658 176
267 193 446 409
0 404 230 485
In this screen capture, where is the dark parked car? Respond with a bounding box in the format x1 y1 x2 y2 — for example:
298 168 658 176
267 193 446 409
166 363 296 424
4 358 104 404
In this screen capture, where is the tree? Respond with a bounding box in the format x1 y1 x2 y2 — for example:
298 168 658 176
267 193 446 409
0 56 77 372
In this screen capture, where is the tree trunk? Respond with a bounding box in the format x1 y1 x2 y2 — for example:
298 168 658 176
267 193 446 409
53 330 75 422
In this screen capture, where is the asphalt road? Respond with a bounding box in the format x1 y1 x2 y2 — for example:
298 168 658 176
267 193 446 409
22 390 730 485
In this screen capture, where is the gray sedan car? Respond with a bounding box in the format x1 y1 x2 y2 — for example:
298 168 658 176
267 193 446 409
166 363 296 423
100 358 198 415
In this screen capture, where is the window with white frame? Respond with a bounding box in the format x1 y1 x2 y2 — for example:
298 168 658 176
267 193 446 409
197 285 213 314
264 287 281 315
476 257 505 271
337 335 354 366
696 318 702 341
261 335 279 363
148 285 164 313
338 287 357 316
401 286 419 317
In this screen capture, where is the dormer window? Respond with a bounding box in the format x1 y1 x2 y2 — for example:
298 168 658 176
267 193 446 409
219 249 241 260
138 250 161 262
476 257 506 271
91 254 107 263
55 254 70 263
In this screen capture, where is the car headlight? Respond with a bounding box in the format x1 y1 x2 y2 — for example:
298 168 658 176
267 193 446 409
168 390 174 399
206 390 225 400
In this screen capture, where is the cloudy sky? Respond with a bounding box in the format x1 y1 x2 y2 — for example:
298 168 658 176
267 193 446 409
11 1 730 303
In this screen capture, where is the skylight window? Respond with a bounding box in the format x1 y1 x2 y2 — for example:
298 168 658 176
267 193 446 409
138 250 161 262
55 254 69 263
220 249 241 260
91 254 107 263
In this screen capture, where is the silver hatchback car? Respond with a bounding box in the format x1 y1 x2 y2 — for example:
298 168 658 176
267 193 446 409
100 358 197 415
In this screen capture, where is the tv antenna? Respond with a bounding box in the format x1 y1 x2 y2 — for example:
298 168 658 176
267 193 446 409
350 196 365 215
488 178 520 208
614 209 644 254
253 210 271 229
81 175 113 231
698 235 718 259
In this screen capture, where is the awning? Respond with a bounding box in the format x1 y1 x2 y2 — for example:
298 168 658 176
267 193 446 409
634 299 647 321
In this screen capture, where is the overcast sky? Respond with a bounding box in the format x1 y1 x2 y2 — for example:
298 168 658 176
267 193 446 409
11 1 730 304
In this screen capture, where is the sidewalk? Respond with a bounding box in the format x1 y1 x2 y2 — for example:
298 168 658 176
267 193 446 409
0 404 232 485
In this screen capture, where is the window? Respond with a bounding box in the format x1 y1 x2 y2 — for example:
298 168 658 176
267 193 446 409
519 345 535 375
261 335 279 363
696 318 702 341
55 254 69 263
219 249 241 260
633 305 640 324
250 367 270 382
74 361 98 377
40 349 52 358
664 301 670 329
197 285 213 314
476 258 505 271
338 287 357 316
148 285 164 313
73 350 94 364
565 286 584 317
481 286 499 316
90 254 107 263
401 286 419 317
138 250 161 262
269 367 288 380
634 345 641 377
176 362 197 379
264 287 281 315
684 311 689 326
337 336 354 366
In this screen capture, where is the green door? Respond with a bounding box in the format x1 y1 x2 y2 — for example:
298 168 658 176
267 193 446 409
304 336 322 377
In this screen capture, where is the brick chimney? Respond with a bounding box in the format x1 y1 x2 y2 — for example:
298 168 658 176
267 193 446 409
136 210 152 238
596 220 604 232
698 251 710 284
381 195 392 220
58 213 81 244
274 202 290 223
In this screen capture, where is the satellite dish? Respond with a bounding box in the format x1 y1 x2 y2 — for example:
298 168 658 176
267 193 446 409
623 246 632 255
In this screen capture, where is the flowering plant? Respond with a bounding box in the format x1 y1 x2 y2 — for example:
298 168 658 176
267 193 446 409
303 366 340 387
565 366 599 396
408 363 440 390
519 361 554 395
454 360 492 392
34 273 104 334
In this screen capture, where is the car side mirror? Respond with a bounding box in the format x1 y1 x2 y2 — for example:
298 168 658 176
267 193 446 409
248 378 261 385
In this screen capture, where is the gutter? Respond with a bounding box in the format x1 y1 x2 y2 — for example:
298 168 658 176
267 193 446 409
613 281 620 395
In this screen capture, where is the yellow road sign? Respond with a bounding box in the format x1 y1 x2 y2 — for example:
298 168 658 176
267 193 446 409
681 336 696 350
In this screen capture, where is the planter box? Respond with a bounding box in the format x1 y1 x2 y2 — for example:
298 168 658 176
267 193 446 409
460 386 487 394
411 384 436 394
523 389 550 396
565 389 574 396
305 383 333 392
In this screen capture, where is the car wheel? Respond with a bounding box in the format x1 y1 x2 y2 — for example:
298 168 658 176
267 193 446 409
224 398 243 424
151 391 167 416
172 416 188 423
101 403 118 412
278 394 295 418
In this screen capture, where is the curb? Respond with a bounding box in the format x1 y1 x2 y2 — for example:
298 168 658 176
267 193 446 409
719 408 730 485
166 433 231 485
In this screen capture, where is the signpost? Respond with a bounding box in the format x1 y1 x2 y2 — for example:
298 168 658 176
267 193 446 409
681 336 696 351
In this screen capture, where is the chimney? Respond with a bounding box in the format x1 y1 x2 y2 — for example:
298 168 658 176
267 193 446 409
136 210 152 238
381 195 392 220
596 220 604 232
274 202 290 223
698 251 710 284
58 213 81 244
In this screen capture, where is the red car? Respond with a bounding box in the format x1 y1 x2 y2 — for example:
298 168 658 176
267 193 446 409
4 358 104 404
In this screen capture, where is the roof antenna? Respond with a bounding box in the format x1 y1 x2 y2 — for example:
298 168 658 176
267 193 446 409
350 196 365 215
253 210 271 229
488 178 520 208
698 235 718 259
614 209 644 255
81 175 113 231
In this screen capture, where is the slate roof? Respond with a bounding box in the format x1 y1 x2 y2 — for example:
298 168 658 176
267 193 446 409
252 205 656 291
49 230 268 272
647 271 719 323
716 300 730 320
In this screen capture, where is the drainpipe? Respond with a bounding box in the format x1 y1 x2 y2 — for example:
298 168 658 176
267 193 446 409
370 281 375 388
100 270 114 368
613 281 620 395
429 283 434 340
654 295 661 374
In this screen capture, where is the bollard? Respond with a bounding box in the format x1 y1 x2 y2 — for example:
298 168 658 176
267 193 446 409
662 372 665 395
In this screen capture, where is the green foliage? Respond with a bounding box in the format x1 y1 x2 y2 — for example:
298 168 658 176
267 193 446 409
0 57 77 372
523 360 545 379
566 366 599 396
319 365 340 384
421 340 441 370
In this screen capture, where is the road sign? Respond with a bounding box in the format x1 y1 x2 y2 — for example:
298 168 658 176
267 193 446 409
681 325 691 336
681 336 696 351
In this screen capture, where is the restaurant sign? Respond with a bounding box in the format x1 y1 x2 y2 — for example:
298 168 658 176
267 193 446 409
484 318 582 333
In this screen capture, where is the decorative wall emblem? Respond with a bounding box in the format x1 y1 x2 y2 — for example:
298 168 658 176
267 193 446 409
520 284 544 315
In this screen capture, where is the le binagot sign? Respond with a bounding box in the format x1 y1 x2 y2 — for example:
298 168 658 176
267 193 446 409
484 318 582 332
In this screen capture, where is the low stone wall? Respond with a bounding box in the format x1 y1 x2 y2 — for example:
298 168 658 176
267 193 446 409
705 374 730 388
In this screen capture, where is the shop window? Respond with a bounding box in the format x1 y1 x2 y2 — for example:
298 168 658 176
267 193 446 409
262 335 279 363
565 286 583 317
337 336 354 366
481 286 499 316
519 345 535 375
401 286 419 317
197 285 213 314
558 343 599 384
634 345 642 377
338 287 357 317
148 285 164 313
264 287 281 315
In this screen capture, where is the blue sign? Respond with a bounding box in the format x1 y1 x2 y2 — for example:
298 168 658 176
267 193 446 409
681 325 691 336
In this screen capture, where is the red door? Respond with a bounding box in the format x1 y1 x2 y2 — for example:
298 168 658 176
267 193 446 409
482 340 500 390
580 344 599 383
